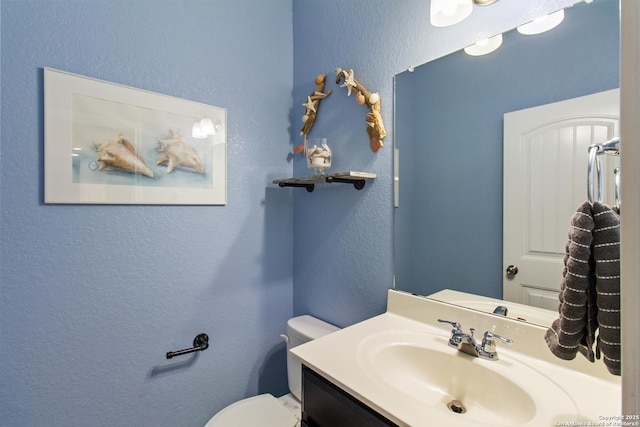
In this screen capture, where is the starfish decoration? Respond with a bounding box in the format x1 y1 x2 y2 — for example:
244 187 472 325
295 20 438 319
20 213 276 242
340 69 357 96
303 96 316 113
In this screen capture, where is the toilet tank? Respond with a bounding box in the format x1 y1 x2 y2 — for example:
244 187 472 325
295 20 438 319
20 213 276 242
285 315 339 401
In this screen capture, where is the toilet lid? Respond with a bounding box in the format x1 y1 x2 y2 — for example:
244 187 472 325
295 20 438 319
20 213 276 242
205 394 299 427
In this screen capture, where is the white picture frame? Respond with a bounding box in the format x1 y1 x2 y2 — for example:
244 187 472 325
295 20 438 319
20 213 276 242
44 68 227 205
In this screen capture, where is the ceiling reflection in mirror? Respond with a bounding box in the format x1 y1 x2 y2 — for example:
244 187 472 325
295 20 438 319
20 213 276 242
393 0 619 326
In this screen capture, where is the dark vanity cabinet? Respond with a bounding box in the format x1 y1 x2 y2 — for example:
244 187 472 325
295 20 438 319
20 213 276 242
301 365 400 427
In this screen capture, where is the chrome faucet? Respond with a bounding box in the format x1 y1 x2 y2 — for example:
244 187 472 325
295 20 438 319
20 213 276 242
437 319 513 360
492 305 508 316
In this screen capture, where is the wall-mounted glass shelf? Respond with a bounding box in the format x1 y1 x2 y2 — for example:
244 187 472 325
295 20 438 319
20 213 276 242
273 171 376 192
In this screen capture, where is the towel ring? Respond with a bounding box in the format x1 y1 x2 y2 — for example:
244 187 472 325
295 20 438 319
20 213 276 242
614 167 621 211
587 145 603 204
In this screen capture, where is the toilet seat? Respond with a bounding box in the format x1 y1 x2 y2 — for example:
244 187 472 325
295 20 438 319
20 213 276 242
205 394 300 427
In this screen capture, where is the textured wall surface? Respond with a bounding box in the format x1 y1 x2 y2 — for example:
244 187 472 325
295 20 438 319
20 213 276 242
0 1 293 425
291 0 577 328
1 0 582 425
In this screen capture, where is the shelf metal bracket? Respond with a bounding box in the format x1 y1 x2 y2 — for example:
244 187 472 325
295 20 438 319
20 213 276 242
277 182 315 192
325 176 366 190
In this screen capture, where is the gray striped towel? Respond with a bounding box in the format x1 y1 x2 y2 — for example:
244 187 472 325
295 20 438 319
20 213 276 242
545 202 597 362
544 201 621 376
592 202 621 375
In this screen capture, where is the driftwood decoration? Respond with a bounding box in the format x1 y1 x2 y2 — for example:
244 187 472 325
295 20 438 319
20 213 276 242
335 68 386 153
297 74 332 151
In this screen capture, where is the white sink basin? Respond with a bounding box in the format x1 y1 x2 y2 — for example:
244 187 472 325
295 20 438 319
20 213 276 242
358 330 577 426
292 291 621 427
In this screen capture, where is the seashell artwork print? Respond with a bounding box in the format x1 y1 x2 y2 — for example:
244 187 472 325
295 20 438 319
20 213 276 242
156 129 204 174
93 133 154 178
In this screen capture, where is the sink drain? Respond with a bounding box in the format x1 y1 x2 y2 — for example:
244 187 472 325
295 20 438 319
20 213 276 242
447 399 467 414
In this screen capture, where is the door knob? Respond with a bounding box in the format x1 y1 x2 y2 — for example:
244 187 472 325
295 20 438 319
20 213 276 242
506 265 519 276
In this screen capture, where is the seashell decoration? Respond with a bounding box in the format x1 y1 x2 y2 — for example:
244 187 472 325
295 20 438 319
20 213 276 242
156 129 204 174
94 133 154 178
306 140 332 173
335 67 386 153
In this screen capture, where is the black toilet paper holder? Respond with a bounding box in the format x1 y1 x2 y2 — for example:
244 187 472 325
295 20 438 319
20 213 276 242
166 333 209 359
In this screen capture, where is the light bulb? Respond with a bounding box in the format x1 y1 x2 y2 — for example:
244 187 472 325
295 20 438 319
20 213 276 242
430 0 472 27
441 3 458 17
517 9 564 35
464 34 503 56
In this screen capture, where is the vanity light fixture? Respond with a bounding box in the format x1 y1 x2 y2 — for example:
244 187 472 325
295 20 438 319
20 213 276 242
473 0 499 5
430 0 501 27
192 117 216 139
464 34 503 56
517 9 565 35
430 0 473 27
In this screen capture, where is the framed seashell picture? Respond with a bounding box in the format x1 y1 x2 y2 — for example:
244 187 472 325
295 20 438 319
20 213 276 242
44 68 227 205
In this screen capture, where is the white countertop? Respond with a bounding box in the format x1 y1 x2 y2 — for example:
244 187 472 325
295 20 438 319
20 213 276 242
291 290 621 427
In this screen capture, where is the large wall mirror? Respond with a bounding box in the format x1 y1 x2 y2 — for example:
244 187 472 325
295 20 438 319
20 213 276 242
393 0 619 326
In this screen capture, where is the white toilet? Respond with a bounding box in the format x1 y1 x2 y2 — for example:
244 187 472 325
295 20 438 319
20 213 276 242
205 315 339 427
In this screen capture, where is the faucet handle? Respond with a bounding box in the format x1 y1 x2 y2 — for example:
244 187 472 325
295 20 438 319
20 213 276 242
437 319 461 331
479 331 513 360
483 331 513 345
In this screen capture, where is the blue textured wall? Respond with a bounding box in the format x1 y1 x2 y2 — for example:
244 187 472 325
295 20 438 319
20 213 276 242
0 1 293 426
1 0 581 425
291 0 577 327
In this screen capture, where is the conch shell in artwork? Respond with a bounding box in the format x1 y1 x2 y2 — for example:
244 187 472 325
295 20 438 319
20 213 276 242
156 129 204 174
94 134 154 178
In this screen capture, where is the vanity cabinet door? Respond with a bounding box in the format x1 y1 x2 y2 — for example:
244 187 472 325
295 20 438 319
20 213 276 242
301 365 399 427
